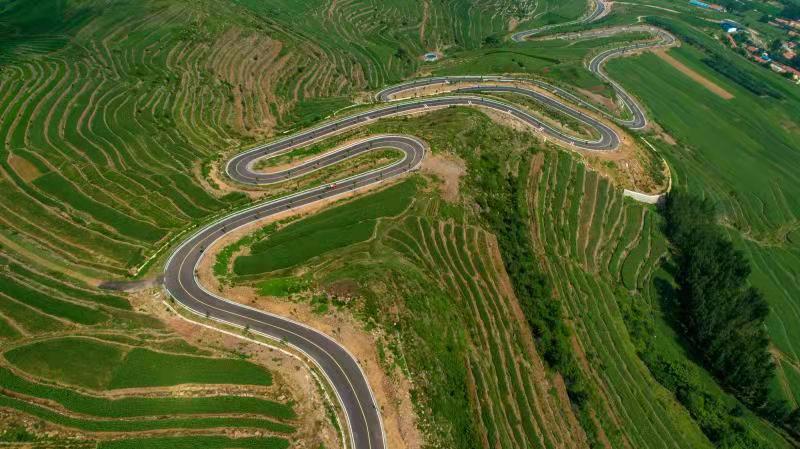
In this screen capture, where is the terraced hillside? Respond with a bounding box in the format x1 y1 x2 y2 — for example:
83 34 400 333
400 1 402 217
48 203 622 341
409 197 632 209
0 0 540 281
0 248 314 447
223 182 590 449
0 1 605 446
593 11 800 415
208 107 599 449
212 103 734 449
383 204 588 449
3 0 799 447
528 151 794 448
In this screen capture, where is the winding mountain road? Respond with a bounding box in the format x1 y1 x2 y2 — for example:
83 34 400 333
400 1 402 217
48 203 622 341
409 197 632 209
511 0 606 42
163 15 676 449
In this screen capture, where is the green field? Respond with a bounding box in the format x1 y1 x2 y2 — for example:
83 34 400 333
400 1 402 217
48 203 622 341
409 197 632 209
98 436 290 449
224 102 794 448
530 151 792 448
5 337 273 389
605 37 800 411
233 179 417 275
257 276 312 297
0 367 293 421
2 0 799 446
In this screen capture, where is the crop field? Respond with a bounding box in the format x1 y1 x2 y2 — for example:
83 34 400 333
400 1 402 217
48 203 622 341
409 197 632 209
0 246 302 446
431 32 648 94
237 189 589 449
233 179 417 276
97 435 290 449
220 105 605 448
3 0 799 446
383 208 589 449
528 150 794 448
603 26 800 410
0 0 537 280
0 2 591 443
529 151 712 449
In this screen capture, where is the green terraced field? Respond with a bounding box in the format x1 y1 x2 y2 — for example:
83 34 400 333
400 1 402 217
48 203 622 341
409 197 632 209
530 151 793 448
2 0 798 446
98 435 290 449
605 34 800 411
5 337 273 389
233 179 417 275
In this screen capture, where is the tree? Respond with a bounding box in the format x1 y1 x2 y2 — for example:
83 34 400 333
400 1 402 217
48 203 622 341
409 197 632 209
661 191 776 409
482 34 502 47
781 3 800 20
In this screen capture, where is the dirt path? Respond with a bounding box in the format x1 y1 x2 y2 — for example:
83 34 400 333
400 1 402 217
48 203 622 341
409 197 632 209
654 50 733 99
419 0 430 44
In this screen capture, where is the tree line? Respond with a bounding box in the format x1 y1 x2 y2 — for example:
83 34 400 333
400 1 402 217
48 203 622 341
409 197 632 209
662 191 774 409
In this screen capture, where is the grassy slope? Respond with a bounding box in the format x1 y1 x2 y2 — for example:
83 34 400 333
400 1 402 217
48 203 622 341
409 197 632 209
440 0 800 424
7 0 796 446
530 151 716 449
228 108 724 449
605 41 800 410
530 150 792 448
0 0 579 446
230 108 592 449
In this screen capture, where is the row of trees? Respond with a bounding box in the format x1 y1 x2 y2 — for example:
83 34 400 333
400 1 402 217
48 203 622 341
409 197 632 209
662 191 775 409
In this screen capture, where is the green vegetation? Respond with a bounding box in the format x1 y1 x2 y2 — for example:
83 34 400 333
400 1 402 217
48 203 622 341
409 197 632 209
108 347 273 389
432 33 653 95
644 16 784 99
231 105 741 449
283 96 353 130
215 223 277 278
5 337 272 389
604 21 800 416
0 273 108 325
0 367 294 420
233 180 417 275
530 151 716 449
234 108 595 449
3 0 798 447
0 393 293 434
662 191 775 409
98 436 290 449
5 337 125 390
257 276 311 297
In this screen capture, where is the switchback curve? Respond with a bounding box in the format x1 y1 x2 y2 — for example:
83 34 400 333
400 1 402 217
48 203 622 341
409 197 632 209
163 15 678 449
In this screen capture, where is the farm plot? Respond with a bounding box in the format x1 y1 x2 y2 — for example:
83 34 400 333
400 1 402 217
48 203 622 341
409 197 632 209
382 212 588 449
233 179 417 276
0 250 301 447
230 174 587 449
529 151 712 449
605 41 800 412
528 151 793 448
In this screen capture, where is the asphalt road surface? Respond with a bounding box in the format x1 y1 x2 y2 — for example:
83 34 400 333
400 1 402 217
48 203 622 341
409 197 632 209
163 15 675 449
377 26 675 131
510 0 606 41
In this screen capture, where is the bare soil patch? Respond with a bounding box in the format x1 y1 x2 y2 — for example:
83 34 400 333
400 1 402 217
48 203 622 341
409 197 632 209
98 276 163 292
7 153 41 182
419 0 430 43
421 153 465 202
654 50 733 99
